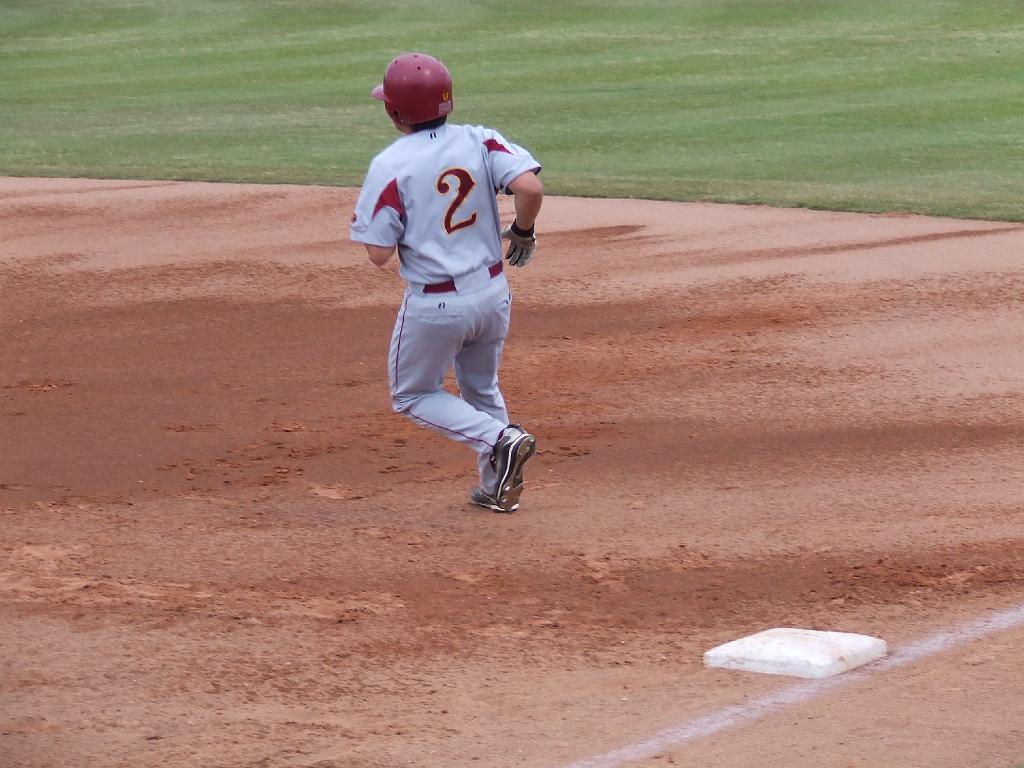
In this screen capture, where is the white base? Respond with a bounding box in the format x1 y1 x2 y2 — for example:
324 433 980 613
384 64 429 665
704 628 887 679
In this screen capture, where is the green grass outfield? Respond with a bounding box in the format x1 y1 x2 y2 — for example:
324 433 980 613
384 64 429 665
2 0 1022 220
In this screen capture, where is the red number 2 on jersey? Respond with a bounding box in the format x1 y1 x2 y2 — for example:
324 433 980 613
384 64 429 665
436 168 478 234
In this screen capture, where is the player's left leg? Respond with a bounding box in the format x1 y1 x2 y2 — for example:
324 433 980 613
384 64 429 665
389 288 506 454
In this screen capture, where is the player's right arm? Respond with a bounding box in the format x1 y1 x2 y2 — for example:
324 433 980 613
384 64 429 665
478 127 543 267
506 170 543 232
501 170 543 268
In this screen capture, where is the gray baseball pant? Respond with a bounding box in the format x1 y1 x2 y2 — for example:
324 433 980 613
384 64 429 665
389 267 511 493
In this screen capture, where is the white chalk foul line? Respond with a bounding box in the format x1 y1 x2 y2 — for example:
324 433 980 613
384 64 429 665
562 602 1024 768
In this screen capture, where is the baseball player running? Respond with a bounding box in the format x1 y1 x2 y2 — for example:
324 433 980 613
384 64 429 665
350 52 543 513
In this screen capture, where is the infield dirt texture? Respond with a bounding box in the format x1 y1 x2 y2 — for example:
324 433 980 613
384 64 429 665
2 2 1024 767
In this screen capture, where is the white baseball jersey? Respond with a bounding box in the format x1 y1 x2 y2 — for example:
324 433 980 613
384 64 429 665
350 123 541 284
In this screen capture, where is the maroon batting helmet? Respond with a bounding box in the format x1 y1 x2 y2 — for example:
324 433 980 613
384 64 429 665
371 52 454 125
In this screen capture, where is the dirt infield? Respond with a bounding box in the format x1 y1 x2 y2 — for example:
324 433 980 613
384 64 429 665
2 177 1023 768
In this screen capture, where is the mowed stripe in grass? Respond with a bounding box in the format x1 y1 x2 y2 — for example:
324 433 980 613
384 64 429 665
1 0 1022 219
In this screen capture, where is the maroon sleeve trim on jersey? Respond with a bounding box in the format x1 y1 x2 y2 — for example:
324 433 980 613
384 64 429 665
372 178 404 219
483 138 512 154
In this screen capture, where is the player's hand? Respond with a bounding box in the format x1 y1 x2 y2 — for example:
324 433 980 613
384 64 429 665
502 221 536 267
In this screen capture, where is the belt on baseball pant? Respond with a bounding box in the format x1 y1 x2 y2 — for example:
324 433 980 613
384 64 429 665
422 262 503 293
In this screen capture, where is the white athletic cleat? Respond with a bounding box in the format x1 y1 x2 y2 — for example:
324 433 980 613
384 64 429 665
489 424 536 512
470 487 519 513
